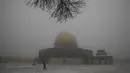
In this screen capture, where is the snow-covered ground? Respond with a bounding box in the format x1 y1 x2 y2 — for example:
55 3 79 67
0 63 130 73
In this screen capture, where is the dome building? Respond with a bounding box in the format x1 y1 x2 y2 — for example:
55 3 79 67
39 32 93 64
38 32 113 65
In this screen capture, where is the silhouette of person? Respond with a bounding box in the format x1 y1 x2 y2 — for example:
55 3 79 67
42 60 47 70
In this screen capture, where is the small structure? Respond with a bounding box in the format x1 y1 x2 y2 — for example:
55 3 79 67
92 50 113 65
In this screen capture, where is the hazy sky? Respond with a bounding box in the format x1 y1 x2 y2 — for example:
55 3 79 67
1 0 130 59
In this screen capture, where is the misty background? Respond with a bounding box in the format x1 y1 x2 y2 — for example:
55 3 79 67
1 0 130 60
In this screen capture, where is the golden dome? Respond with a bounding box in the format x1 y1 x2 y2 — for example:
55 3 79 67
56 32 76 42
54 32 77 48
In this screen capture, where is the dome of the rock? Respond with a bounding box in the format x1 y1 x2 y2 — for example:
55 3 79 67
38 31 113 65
56 32 76 42
54 32 77 48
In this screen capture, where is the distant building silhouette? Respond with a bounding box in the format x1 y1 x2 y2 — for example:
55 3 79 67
38 32 113 65
92 50 113 65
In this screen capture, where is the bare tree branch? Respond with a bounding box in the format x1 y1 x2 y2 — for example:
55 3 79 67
26 0 87 23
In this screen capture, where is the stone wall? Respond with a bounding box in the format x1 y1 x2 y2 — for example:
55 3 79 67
48 58 84 65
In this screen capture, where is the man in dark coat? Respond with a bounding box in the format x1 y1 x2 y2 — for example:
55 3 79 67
42 60 47 70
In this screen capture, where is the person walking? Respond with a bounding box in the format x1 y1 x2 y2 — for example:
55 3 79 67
42 60 47 70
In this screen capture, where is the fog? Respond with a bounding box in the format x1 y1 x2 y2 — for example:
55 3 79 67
1 0 130 59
